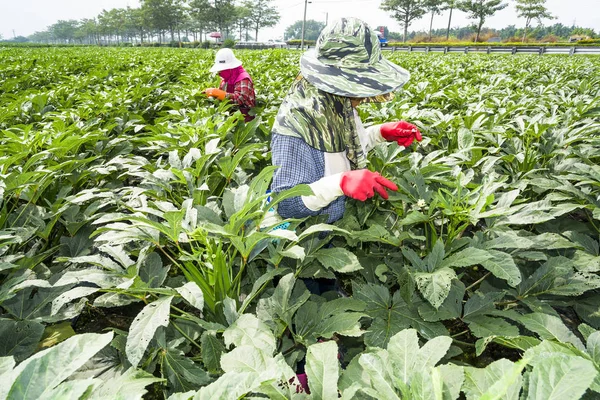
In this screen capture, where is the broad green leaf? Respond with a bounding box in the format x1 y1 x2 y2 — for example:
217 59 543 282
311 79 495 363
0 319 44 363
138 252 168 288
359 351 400 400
527 354 596 400
221 345 270 373
479 250 521 287
223 314 276 355
1 332 113 400
413 334 453 375
176 282 204 311
126 296 173 367
587 331 600 365
161 348 211 393
256 273 310 337
417 280 465 322
50 286 99 316
0 356 15 377
314 247 362 273
441 247 493 268
466 315 520 339
39 379 97 400
517 312 585 350
463 359 523 400
354 284 446 347
194 371 257 400
89 367 165 400
414 268 456 309
306 341 340 400
201 332 226 374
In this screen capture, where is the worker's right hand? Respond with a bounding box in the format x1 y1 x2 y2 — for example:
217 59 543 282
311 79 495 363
204 88 227 101
340 169 398 201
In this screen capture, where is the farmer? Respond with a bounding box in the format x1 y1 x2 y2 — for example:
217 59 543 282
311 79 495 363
204 48 256 122
270 17 422 225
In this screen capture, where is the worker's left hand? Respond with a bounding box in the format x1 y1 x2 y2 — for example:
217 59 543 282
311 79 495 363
380 121 423 147
204 88 227 101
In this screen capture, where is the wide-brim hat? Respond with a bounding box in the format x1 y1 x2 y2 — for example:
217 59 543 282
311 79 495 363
210 48 243 73
300 17 410 99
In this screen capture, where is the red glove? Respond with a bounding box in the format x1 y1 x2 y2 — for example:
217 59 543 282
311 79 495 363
204 88 227 101
380 121 423 147
340 170 398 201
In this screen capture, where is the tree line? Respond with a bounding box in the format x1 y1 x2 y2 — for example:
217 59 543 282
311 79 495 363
25 0 279 45
381 0 596 43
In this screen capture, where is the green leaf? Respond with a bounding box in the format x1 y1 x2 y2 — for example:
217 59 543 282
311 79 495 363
200 332 226 374
414 268 457 309
463 291 503 319
527 354 597 400
294 299 365 345
359 351 400 400
479 250 521 287
220 345 269 373
161 348 211 393
176 282 204 311
354 283 447 347
0 319 44 363
139 252 168 288
89 367 164 400
517 312 585 350
1 332 113 400
223 314 276 355
466 315 520 339
314 247 362 273
194 371 257 400
126 296 173 367
256 273 310 337
417 280 465 322
463 359 523 400
587 331 600 366
306 341 340 400
442 247 493 268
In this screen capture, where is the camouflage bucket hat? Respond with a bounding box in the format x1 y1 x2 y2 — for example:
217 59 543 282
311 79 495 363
300 17 410 98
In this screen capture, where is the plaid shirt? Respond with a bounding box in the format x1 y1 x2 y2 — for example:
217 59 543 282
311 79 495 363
271 133 346 223
219 79 255 109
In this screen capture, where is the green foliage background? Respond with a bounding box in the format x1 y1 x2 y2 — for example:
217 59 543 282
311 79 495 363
0 47 599 399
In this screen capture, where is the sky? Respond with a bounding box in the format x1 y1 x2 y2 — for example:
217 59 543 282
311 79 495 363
1 0 599 41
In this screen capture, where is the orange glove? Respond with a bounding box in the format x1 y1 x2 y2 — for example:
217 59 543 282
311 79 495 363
340 169 398 201
204 88 227 101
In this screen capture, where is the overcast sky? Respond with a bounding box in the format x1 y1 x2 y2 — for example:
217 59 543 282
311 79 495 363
1 0 599 41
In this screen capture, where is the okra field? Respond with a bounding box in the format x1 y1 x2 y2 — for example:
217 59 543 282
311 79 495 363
1 47 600 399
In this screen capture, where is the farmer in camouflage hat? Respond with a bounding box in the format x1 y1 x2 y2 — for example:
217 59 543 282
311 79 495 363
269 17 422 225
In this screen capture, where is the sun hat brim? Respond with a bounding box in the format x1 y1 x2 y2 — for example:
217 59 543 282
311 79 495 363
300 49 410 98
209 58 243 73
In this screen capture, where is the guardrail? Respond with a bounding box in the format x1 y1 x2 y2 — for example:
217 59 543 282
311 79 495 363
381 45 600 56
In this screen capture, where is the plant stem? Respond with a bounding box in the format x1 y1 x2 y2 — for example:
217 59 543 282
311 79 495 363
451 329 470 339
171 320 203 351
465 271 491 291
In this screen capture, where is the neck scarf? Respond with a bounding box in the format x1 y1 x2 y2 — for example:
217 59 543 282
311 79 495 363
271 77 365 169
220 66 252 92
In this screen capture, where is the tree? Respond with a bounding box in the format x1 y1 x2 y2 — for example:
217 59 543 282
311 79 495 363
425 0 446 40
515 0 553 43
284 20 325 41
380 0 429 42
234 6 253 41
245 0 280 42
445 0 458 39
49 20 80 43
457 0 507 42
204 0 237 37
